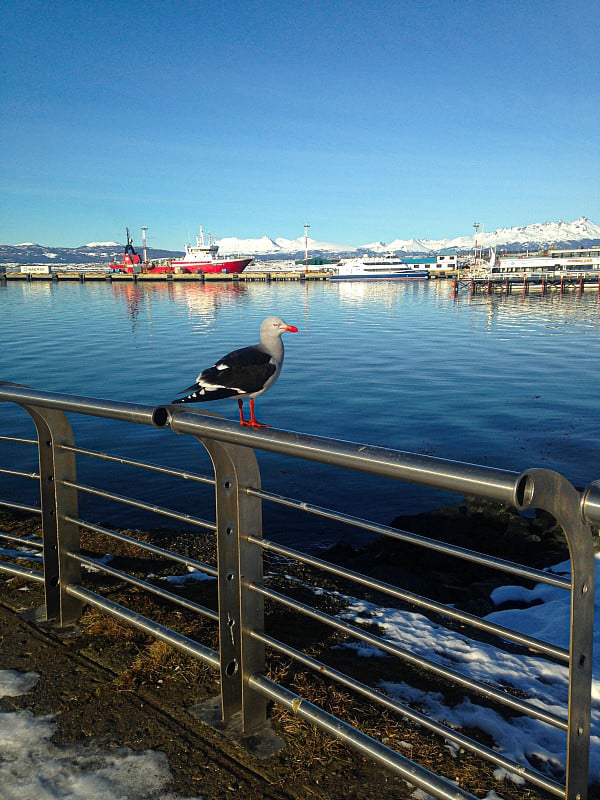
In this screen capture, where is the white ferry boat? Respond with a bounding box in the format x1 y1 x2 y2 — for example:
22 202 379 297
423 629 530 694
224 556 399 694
331 254 429 281
488 247 600 276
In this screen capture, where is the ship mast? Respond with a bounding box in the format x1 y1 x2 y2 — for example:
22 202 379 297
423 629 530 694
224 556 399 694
304 223 310 268
473 222 480 265
141 226 148 265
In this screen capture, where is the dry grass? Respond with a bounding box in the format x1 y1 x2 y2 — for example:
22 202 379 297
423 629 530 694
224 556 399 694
265 656 511 797
117 639 212 691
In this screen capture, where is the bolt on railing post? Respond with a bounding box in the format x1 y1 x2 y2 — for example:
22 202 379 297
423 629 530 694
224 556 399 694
23 405 82 626
199 436 267 733
516 468 594 800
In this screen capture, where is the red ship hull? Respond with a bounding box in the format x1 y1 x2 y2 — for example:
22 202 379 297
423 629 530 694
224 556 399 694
111 257 253 275
169 257 252 274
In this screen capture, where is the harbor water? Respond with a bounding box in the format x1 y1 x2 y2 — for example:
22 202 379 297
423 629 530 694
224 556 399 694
2 278 600 549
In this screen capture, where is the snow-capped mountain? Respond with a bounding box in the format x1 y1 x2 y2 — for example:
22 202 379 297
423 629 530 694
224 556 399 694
215 235 355 256
385 217 600 254
275 236 354 254
1 217 599 265
217 217 600 256
216 236 281 255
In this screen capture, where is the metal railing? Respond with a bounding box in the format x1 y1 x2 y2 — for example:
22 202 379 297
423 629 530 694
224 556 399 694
0 384 596 800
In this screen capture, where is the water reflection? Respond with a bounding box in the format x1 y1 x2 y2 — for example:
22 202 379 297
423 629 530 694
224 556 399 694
333 279 429 309
453 284 600 333
111 283 150 332
110 281 248 332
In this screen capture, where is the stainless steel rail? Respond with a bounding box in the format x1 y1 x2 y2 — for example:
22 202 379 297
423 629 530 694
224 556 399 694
0 531 43 549
251 630 564 797
582 480 600 526
0 434 37 446
249 672 480 800
156 405 529 505
61 479 217 531
246 487 573 588
59 443 216 487
0 467 39 480
65 583 220 669
0 385 595 800
62 516 218 578
72 551 218 621
0 385 159 426
250 581 568 730
251 535 570 662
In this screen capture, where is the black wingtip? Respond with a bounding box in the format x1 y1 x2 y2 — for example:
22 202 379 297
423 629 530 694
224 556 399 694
171 393 199 404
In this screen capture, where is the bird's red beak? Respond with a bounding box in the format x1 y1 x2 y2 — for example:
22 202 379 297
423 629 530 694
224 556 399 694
284 324 299 333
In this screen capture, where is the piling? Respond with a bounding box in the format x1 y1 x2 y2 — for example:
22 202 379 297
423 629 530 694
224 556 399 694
449 272 600 297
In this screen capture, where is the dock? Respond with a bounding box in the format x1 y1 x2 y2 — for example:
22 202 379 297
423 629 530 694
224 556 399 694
6 269 600 294
451 272 600 296
1 269 333 284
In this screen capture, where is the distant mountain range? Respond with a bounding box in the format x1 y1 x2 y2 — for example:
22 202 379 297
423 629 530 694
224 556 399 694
217 217 600 257
2 217 599 265
0 241 181 266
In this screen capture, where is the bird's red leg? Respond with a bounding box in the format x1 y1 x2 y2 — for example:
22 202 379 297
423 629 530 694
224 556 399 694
246 398 270 428
237 398 247 425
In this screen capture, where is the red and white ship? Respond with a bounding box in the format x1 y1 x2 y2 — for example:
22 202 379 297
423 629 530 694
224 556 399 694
110 227 253 275
170 227 252 274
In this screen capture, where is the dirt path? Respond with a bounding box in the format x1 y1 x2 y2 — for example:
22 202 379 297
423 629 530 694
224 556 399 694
0 602 302 800
0 596 413 800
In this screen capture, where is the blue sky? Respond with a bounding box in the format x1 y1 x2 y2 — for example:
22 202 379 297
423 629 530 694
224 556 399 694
1 0 598 249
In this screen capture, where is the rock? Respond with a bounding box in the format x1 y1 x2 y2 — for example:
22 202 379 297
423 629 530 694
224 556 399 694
321 497 570 613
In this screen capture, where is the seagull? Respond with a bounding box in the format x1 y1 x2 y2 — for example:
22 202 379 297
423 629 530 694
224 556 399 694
172 316 298 427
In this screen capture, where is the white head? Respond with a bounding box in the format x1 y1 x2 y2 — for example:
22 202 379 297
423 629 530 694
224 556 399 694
259 316 299 339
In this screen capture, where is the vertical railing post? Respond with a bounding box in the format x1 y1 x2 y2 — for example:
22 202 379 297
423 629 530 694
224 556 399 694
200 436 267 732
24 405 82 626
517 469 594 800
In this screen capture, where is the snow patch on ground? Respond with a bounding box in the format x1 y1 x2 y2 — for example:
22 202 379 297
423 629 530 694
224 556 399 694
0 671 205 800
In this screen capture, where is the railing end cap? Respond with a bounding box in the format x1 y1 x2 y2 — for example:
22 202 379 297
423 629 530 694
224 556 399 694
152 405 171 428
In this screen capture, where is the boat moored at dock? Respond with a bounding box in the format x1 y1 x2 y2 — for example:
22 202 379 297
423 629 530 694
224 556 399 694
488 247 600 277
330 254 430 281
110 227 253 275
169 227 253 274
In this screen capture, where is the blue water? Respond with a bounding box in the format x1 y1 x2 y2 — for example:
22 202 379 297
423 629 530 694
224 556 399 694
2 278 600 547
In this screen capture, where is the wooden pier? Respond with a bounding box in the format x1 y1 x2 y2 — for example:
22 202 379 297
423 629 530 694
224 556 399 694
450 272 600 297
1 269 333 284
